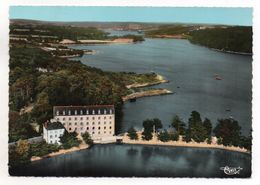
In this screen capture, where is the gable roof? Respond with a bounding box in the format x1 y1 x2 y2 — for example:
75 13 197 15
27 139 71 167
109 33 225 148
44 121 65 130
53 105 115 116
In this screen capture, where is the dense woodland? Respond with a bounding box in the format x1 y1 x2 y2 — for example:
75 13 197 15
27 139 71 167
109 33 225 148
145 25 252 53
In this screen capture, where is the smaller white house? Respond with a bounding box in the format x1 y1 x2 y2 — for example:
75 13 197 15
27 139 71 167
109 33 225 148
43 121 65 145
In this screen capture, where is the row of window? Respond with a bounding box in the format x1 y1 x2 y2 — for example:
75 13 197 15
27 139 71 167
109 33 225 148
68 128 112 135
67 126 112 131
49 134 63 139
57 116 113 121
56 109 113 116
49 140 59 144
63 121 112 126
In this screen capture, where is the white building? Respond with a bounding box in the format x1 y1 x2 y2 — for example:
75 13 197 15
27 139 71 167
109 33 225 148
43 121 65 145
53 105 115 140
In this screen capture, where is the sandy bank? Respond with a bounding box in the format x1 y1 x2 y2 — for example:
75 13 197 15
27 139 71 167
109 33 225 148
122 89 173 102
31 142 89 162
126 74 169 89
122 132 249 154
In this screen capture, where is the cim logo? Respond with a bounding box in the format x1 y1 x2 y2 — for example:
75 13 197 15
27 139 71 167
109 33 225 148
220 166 243 175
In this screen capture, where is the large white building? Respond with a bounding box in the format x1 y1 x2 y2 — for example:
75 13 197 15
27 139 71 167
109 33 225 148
43 121 65 145
53 105 115 140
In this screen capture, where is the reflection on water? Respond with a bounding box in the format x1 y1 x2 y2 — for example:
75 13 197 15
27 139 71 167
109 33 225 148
10 144 251 177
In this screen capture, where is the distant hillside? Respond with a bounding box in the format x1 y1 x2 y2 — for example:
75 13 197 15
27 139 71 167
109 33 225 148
188 26 252 54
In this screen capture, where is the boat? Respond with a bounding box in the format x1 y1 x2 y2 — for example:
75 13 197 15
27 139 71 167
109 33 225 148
214 74 222 80
129 98 136 102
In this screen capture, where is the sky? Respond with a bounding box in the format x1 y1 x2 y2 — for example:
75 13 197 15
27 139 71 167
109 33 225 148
9 6 252 26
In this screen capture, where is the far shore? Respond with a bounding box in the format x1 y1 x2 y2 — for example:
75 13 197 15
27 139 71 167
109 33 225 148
59 38 134 45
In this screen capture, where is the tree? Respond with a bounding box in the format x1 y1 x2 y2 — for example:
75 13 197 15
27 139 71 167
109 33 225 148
171 115 186 135
60 131 81 149
158 130 170 142
213 118 241 146
127 127 138 140
188 111 208 142
153 118 163 132
15 139 29 155
170 132 180 141
81 132 93 145
142 130 153 141
203 118 212 136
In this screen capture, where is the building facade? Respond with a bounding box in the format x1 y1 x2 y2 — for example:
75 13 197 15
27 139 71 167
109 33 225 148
43 121 65 145
53 105 115 140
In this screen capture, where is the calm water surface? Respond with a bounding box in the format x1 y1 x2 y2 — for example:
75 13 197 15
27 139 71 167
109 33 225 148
10 144 251 177
70 38 252 135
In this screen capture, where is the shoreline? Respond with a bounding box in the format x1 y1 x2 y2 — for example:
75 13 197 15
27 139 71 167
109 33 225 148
122 88 173 102
122 133 250 154
31 143 89 162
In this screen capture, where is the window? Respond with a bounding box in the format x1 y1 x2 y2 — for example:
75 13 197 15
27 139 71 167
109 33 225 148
87 110 89 115
86 117 89 120
75 128 77 131
63 117 66 121
92 122 95 125
63 111 65 115
104 126 106 129
109 121 112 124
110 109 112 114
75 122 77 126
80 110 83 115
55 134 57 138
87 127 89 130
69 123 72 126
109 131 112 134
98 122 100 125
87 122 89 125
80 117 83 120
104 110 107 114
110 126 112 129
69 117 71 121
80 122 83 126
63 123 65 126
98 127 100 130
69 128 72 130
92 110 95 114
75 117 77 121
98 131 100 134
56 111 59 116
81 127 83 130
104 116 106 120
104 121 106 124
110 116 112 119
98 109 100 114
104 131 106 134
50 141 53 144
92 117 95 120
92 127 95 130
98 117 100 120
75 110 77 115
50 135 53 139
92 132 95 134
68 110 71 115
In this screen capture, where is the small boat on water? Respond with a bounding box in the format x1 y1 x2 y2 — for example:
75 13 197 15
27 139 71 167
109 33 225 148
214 74 222 80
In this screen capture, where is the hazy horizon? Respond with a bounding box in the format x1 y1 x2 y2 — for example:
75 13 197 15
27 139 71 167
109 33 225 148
10 7 252 26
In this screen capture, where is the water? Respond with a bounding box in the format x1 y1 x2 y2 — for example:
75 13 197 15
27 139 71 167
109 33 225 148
70 38 252 136
10 34 252 177
10 144 251 177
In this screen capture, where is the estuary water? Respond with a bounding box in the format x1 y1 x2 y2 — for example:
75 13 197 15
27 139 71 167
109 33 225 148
71 38 252 136
10 144 251 177
10 33 252 177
